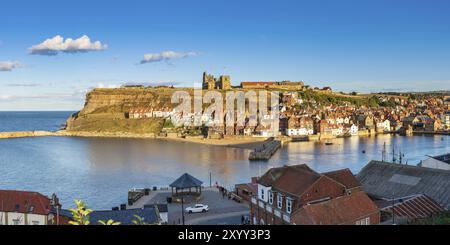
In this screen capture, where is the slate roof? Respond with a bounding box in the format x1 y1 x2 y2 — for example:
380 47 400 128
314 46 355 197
89 207 160 225
0 190 52 215
169 173 203 189
356 161 450 209
293 191 379 225
146 203 168 213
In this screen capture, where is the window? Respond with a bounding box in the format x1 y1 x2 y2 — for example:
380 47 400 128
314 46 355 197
277 194 283 209
32 221 39 225
13 219 20 225
286 198 292 214
260 189 265 200
269 191 273 205
356 217 370 225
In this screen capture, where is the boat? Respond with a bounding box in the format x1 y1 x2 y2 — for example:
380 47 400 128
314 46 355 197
325 141 333 145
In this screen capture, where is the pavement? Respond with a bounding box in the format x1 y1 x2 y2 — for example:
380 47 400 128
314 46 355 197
130 187 250 225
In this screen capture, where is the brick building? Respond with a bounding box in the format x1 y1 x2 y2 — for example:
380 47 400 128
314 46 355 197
249 165 380 225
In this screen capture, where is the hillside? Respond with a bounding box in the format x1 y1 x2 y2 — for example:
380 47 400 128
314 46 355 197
64 87 188 134
64 86 400 134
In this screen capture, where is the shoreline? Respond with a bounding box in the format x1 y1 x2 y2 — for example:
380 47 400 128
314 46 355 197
0 130 270 150
1 130 448 150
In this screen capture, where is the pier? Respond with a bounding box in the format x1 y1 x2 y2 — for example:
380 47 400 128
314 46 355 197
249 138 281 160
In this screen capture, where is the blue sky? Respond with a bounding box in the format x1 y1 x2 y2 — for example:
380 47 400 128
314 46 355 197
1 0 450 110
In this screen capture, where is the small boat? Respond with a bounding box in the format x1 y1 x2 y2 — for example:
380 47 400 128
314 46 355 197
325 141 333 146
362 150 366 154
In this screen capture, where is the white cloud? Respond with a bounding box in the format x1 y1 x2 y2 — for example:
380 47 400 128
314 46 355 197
6 83 41 87
0 61 23 72
140 51 197 64
29 35 107 55
96 83 121 89
0 92 83 101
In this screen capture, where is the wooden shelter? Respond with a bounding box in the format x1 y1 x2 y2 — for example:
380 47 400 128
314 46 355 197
169 173 203 196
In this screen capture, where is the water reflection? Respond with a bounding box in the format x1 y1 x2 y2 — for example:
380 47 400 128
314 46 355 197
0 134 448 209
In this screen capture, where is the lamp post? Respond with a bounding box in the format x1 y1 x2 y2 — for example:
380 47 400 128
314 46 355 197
181 196 185 225
392 191 395 225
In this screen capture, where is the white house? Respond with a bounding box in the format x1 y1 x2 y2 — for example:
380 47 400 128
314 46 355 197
0 190 57 225
376 120 391 132
331 127 344 136
286 128 313 136
348 124 359 136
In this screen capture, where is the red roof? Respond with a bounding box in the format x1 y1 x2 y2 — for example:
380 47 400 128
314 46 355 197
0 190 52 215
272 167 321 196
380 194 445 220
241 82 276 86
323 169 361 189
293 191 379 225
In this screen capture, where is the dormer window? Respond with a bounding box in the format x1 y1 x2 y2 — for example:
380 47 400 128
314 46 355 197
277 194 283 209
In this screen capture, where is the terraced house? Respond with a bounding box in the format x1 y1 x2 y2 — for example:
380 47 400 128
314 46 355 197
0 190 60 225
250 165 380 225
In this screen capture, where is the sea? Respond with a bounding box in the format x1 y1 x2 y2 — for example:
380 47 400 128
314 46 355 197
0 111 449 209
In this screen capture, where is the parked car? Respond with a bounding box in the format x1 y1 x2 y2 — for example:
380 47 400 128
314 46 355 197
185 204 209 213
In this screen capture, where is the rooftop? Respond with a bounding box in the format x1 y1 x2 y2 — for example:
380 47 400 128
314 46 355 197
430 153 450 164
169 173 203 189
375 194 445 220
357 161 450 209
0 190 52 215
258 164 362 197
293 191 379 225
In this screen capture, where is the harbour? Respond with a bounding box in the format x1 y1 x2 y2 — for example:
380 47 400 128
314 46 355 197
0 131 449 209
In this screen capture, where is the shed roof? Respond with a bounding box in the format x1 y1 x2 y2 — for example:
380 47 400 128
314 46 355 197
376 194 445 220
169 173 203 189
356 161 450 209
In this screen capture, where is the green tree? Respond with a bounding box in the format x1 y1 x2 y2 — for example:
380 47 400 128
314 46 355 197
98 219 121 225
69 200 93 225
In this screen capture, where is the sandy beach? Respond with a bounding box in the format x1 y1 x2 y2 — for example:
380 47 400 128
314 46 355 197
0 130 269 150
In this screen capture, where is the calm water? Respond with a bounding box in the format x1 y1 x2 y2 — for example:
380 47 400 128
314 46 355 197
0 111 73 132
0 112 449 209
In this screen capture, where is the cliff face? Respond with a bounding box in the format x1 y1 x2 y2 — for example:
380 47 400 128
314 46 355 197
79 87 189 115
65 87 189 133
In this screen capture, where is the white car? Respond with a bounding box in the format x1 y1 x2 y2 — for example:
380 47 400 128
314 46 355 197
185 204 209 213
